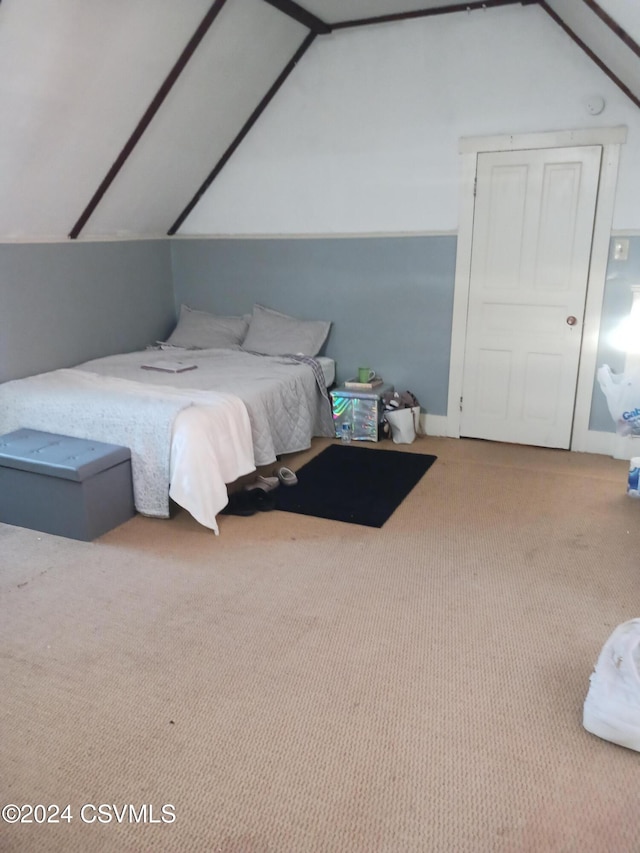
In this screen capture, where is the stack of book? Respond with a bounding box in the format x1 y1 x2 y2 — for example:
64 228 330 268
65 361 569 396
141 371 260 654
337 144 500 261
344 376 384 390
141 360 198 373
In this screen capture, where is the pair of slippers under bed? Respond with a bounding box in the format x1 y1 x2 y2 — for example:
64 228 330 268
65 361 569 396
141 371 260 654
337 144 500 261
221 467 297 517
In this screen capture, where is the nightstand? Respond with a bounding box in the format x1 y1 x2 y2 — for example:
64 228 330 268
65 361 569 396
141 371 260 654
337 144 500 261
330 383 394 442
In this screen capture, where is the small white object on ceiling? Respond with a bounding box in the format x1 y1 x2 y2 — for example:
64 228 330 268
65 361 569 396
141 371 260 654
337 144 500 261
585 95 605 115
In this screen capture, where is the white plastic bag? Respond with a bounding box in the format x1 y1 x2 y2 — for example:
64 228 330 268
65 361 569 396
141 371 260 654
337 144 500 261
597 365 640 436
385 407 419 444
411 405 422 436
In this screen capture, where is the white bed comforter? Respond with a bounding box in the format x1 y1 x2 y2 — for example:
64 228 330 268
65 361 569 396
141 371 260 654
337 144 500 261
0 348 333 534
78 347 334 463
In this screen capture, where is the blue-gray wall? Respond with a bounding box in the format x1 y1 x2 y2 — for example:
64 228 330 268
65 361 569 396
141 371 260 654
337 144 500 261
171 235 640 427
1 234 636 433
0 240 175 384
170 237 457 416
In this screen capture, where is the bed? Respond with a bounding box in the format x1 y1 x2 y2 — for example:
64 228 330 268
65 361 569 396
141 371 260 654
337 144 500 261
0 305 336 534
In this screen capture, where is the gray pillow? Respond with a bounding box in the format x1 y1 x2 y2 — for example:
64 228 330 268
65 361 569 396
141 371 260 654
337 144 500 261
162 305 249 349
242 304 331 357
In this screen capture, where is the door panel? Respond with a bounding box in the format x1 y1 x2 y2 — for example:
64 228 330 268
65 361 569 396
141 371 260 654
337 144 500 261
476 349 511 418
460 145 602 448
523 352 562 422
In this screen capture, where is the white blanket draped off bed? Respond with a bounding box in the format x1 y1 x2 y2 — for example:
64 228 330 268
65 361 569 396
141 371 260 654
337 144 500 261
0 348 334 534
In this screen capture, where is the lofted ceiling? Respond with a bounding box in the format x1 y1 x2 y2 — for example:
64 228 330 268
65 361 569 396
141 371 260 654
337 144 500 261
0 0 638 241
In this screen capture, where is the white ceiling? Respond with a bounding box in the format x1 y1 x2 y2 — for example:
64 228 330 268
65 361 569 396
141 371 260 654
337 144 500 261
0 0 638 240
545 0 640 103
84 0 306 237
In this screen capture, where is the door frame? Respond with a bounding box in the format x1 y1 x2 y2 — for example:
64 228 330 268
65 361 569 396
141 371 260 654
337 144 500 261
446 126 627 451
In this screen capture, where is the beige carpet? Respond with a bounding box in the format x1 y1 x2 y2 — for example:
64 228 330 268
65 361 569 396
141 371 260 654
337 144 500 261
1 436 640 853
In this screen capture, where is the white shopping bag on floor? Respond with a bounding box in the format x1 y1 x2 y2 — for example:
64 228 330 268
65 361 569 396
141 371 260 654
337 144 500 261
385 407 418 444
583 618 640 752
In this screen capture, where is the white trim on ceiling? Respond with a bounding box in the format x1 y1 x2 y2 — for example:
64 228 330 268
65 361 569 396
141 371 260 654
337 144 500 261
458 125 628 152
170 230 458 239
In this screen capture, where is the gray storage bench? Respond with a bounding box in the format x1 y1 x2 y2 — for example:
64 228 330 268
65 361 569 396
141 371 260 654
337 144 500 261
0 428 135 541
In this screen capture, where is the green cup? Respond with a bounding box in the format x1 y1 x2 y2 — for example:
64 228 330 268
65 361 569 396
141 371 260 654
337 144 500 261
358 367 375 383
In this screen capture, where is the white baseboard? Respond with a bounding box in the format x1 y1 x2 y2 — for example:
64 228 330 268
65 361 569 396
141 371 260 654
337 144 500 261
576 430 615 457
576 431 640 460
613 434 640 461
420 418 623 459
422 413 449 436
576 429 640 459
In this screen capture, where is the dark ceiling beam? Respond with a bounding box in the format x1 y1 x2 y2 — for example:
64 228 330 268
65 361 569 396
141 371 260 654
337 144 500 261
168 31 316 236
330 0 526 30
262 0 331 34
581 0 640 59
539 1 640 110
69 0 229 239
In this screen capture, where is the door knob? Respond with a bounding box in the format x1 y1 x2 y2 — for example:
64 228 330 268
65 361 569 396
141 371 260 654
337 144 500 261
566 316 577 326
